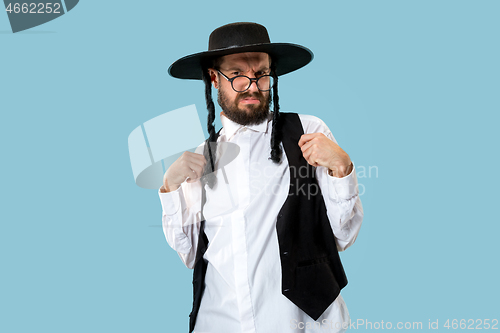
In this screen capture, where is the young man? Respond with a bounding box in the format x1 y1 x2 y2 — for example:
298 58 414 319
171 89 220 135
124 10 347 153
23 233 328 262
160 22 363 333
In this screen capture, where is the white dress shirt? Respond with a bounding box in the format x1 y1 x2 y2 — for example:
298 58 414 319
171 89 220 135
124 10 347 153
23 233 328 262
159 113 363 333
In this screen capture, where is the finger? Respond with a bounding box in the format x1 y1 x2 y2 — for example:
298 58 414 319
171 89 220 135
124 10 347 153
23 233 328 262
303 155 318 167
189 151 207 163
185 152 207 168
185 168 201 183
302 148 313 164
298 133 319 147
184 165 201 179
187 156 207 170
302 148 321 167
298 134 311 147
300 139 316 153
190 163 205 179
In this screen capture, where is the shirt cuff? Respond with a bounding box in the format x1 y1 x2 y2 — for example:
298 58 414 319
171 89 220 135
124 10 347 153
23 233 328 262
158 185 182 216
327 162 359 202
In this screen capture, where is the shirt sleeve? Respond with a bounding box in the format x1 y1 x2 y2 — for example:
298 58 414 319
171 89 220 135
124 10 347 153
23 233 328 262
158 179 203 269
317 163 364 251
299 114 364 251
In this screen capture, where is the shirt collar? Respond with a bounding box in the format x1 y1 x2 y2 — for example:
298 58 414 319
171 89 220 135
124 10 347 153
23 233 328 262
220 112 271 140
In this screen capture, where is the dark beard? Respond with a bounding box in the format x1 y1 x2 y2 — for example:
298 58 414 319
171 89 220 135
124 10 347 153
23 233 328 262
217 88 271 126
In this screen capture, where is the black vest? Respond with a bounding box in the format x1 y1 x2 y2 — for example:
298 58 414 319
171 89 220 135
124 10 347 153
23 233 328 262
188 113 348 332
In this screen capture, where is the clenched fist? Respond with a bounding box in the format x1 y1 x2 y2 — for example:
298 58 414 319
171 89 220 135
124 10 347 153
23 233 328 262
160 151 207 193
298 133 353 178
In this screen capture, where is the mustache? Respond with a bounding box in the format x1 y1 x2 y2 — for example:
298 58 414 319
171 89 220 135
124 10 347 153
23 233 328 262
236 92 265 102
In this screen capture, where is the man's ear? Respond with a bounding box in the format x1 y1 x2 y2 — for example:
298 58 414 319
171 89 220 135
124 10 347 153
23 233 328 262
207 68 219 89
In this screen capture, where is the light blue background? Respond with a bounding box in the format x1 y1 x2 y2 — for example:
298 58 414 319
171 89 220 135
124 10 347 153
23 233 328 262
1 1 498 332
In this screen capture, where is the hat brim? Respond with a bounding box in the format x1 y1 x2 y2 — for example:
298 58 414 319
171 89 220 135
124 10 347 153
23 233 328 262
168 43 313 80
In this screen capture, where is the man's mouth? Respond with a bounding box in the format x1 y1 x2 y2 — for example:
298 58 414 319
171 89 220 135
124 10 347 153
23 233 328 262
238 94 262 104
239 97 261 104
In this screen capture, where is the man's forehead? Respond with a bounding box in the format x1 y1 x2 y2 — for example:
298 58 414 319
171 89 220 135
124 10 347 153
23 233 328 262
218 52 270 68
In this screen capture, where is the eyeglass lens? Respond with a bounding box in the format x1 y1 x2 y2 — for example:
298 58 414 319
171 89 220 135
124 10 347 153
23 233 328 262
232 76 273 92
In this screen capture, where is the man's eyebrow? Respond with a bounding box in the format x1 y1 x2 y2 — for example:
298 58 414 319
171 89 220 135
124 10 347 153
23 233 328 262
220 66 270 72
220 66 244 71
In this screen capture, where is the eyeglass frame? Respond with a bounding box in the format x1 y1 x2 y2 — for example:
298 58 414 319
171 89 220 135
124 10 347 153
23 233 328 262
216 69 273 92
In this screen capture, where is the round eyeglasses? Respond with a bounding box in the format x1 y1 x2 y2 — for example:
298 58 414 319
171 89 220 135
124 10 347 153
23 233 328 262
217 70 274 92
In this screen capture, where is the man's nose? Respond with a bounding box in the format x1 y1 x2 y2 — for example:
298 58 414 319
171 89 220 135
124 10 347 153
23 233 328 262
247 78 259 93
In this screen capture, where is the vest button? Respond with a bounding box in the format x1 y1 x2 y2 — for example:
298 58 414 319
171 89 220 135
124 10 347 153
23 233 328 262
284 288 290 292
283 251 288 255
278 213 283 218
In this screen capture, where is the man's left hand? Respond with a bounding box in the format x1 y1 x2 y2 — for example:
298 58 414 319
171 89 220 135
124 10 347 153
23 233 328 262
298 133 353 178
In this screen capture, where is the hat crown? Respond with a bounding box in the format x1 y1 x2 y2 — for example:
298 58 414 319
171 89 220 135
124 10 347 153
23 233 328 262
168 22 313 80
208 22 271 51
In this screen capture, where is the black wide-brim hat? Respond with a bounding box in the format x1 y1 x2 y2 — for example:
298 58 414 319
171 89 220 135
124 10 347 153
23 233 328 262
168 22 314 80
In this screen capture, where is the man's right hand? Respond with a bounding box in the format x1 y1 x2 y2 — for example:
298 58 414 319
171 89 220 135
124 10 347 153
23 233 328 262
160 152 207 193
